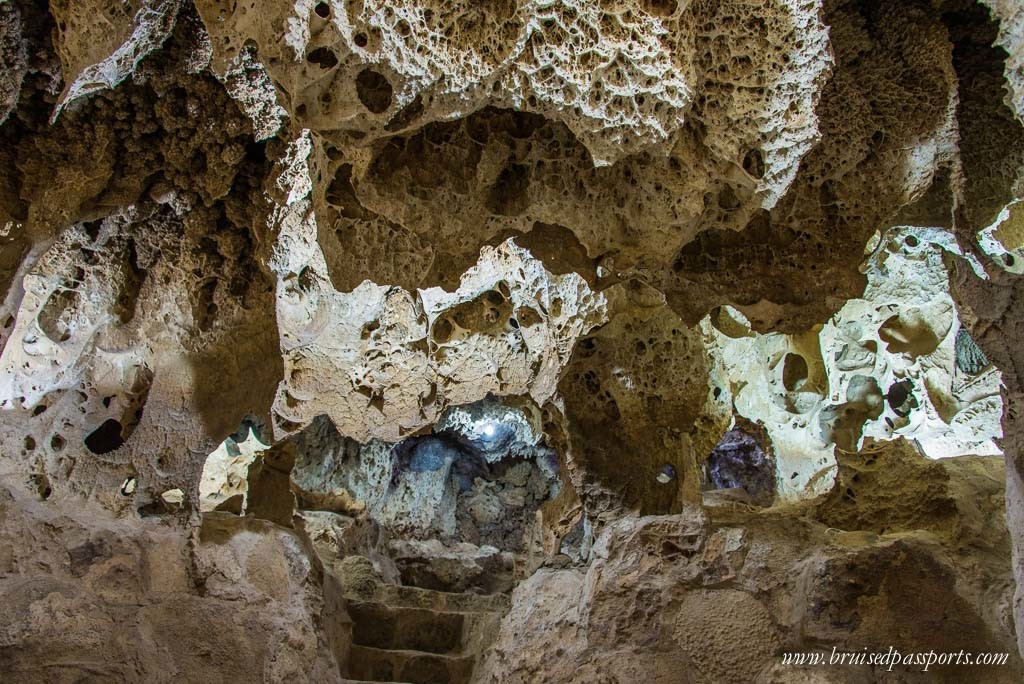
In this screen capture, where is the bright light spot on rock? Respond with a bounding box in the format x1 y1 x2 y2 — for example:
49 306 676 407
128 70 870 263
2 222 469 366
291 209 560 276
161 488 184 505
482 423 497 438
199 424 270 512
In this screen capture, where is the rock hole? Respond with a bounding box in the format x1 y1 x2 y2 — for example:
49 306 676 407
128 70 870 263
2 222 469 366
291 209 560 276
289 397 562 589
161 488 184 507
114 239 147 325
326 164 370 220
705 428 775 506
307 47 339 69
819 376 884 451
297 266 317 293
742 148 765 179
878 310 940 357
431 317 453 344
782 353 809 391
486 163 531 216
518 307 542 327
385 94 424 132
886 379 917 417
314 1 330 18
200 422 267 512
84 419 125 454
192 279 219 332
356 69 393 113
30 473 51 500
361 319 380 339
37 288 79 343
717 185 740 210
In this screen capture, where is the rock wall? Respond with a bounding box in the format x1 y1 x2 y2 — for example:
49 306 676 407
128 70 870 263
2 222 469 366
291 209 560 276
477 441 1021 682
0 483 343 682
1 0 1024 681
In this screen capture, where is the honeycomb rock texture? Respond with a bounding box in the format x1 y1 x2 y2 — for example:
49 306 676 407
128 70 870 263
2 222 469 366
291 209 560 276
268 131 607 443
476 489 1021 682
0 2 27 126
981 0 1024 122
50 0 182 119
556 284 730 519
194 0 830 176
2 0 1024 680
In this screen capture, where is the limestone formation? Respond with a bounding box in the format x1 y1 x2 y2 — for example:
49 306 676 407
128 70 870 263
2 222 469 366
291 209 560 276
1 0 1024 682
477 452 1020 681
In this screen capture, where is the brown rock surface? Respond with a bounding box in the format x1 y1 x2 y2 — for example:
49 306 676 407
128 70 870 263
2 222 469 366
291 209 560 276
1 0 1024 681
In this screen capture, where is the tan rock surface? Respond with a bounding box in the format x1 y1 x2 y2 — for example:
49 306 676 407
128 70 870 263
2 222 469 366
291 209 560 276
0 0 1023 680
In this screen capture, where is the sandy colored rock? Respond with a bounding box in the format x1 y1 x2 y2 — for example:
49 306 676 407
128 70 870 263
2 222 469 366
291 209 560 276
0 0 1023 680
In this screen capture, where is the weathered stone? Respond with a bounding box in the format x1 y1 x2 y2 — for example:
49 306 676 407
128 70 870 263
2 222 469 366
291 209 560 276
1 0 1024 679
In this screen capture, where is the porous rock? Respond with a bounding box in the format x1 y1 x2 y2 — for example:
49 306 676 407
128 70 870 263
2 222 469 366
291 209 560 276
1 0 1024 680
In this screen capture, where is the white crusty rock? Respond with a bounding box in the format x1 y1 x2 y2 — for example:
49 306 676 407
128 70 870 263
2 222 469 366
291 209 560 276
50 0 182 120
708 225 1004 501
195 0 831 189
982 0 1024 123
269 133 607 443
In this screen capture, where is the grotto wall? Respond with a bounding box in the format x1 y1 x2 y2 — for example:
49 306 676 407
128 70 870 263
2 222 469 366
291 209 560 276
1 0 1024 682
476 441 1022 682
0 482 344 680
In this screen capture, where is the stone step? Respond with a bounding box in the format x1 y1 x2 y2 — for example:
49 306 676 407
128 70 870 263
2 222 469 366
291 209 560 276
352 582 511 614
346 645 474 684
348 601 464 654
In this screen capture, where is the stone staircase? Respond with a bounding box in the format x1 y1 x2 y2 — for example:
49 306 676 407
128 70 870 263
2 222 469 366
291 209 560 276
341 577 510 684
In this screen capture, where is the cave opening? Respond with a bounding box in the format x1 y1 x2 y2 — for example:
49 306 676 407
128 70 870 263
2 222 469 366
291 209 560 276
704 425 776 507
201 397 562 594
297 397 561 593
